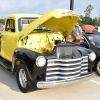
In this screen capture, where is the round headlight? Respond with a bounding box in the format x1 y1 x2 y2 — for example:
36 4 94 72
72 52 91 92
36 56 46 67
89 52 96 61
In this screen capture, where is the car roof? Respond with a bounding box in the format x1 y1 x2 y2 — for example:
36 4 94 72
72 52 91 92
6 14 42 19
83 24 94 32
85 32 100 34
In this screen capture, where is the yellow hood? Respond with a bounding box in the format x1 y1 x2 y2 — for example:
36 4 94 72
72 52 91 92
18 8 80 40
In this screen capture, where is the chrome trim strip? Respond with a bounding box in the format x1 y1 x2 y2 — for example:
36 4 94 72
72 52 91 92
81 71 88 74
48 61 88 66
47 62 81 66
81 64 88 66
47 66 81 71
46 74 80 80
81 56 88 59
47 66 88 71
81 60 88 63
81 67 88 70
48 58 82 62
37 73 96 88
46 70 80 75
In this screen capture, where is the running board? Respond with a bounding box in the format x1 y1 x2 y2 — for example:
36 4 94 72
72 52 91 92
0 57 12 70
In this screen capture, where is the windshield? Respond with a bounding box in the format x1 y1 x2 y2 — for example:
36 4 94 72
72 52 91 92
18 17 37 31
86 34 100 46
18 17 52 31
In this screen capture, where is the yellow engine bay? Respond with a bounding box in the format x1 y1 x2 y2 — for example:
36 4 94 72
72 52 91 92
19 31 64 53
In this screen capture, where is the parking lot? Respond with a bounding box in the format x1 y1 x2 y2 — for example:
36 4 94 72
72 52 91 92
0 65 100 100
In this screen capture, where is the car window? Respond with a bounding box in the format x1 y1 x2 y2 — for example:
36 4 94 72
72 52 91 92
18 17 57 32
5 19 15 32
18 18 37 31
86 34 100 46
18 17 52 32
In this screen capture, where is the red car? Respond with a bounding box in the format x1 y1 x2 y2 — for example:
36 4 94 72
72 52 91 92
82 24 98 32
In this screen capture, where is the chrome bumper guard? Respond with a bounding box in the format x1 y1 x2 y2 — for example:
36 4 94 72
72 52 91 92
37 72 96 88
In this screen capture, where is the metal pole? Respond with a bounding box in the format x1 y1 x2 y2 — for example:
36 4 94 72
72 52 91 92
70 0 74 10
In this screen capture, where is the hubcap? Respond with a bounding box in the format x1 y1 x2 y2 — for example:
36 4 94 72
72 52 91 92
19 69 27 88
97 61 100 75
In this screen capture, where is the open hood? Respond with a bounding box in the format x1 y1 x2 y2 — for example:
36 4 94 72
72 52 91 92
18 8 81 40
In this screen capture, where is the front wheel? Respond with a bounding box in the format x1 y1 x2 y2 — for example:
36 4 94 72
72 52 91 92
16 63 30 93
96 59 100 75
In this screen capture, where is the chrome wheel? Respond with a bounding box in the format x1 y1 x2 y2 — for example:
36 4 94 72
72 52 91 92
97 61 100 75
19 69 27 88
16 63 37 93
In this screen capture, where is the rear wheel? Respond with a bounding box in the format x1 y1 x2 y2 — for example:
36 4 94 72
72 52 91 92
16 63 30 93
96 59 100 75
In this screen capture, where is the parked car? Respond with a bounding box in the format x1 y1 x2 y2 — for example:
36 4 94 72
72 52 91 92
95 26 100 32
82 24 98 32
82 24 95 32
76 32 100 75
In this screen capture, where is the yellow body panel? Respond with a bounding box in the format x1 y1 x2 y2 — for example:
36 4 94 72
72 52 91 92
1 32 18 61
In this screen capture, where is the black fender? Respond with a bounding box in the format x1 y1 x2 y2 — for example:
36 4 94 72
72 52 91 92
77 46 95 72
12 48 47 82
77 46 93 56
90 46 100 56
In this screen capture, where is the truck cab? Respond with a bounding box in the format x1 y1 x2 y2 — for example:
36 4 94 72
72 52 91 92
1 14 42 61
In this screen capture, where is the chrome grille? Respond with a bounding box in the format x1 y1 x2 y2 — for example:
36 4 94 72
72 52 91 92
46 56 88 81
81 56 88 74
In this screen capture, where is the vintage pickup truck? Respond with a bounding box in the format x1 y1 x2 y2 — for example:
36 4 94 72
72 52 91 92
0 8 96 93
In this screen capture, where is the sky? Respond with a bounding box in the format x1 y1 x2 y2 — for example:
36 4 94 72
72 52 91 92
0 0 100 19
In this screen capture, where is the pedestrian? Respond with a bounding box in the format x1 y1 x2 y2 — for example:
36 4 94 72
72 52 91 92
67 28 76 42
75 23 83 36
67 23 83 43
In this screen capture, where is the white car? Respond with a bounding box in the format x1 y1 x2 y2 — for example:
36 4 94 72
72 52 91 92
95 26 100 32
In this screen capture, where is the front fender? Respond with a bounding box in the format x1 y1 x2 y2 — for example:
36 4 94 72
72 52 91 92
77 46 93 56
77 46 95 72
12 48 47 82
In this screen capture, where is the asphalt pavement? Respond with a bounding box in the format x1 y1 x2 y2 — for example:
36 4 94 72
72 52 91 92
0 65 100 100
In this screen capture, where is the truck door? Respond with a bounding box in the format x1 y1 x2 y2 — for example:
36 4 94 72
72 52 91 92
1 19 17 62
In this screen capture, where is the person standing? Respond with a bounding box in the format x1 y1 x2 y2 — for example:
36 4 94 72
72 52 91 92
67 23 83 43
75 23 83 36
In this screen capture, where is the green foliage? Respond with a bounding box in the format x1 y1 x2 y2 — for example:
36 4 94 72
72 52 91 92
79 15 99 26
0 19 5 25
92 17 99 26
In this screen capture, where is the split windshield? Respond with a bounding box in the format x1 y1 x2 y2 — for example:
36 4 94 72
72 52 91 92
18 17 52 31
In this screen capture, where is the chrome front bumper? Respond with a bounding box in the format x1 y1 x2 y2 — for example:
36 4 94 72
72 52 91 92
37 72 96 88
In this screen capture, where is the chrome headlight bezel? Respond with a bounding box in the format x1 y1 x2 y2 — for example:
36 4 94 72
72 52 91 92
36 56 46 67
89 52 96 61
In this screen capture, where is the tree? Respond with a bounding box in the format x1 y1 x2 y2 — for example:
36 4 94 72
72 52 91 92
84 5 94 17
92 17 99 26
78 5 100 27
79 15 99 26
0 19 5 25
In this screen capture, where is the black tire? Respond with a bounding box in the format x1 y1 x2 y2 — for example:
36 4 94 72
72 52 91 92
95 58 100 75
16 63 30 93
